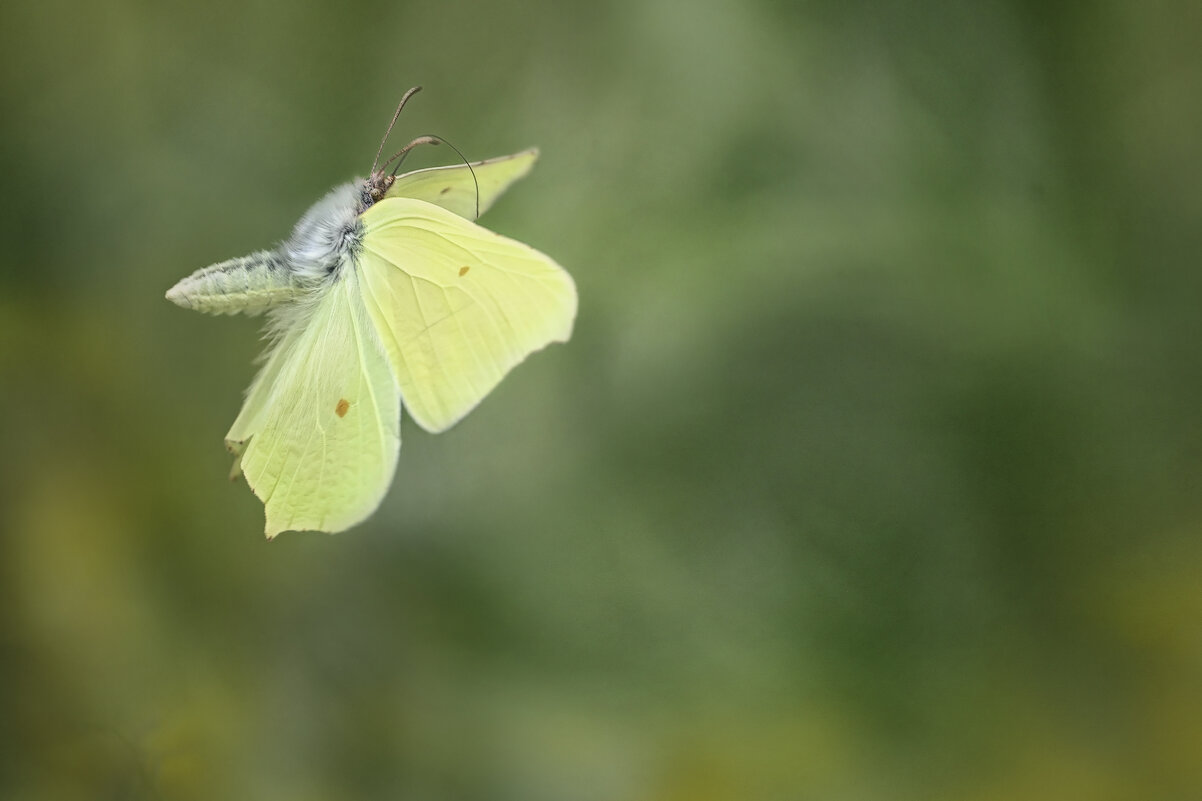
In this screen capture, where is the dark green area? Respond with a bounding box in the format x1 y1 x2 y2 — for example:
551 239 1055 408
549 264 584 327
1 0 1200 798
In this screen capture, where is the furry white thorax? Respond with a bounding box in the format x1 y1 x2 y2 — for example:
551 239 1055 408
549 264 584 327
282 181 367 281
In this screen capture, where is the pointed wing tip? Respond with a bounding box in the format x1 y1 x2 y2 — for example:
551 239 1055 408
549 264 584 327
495 146 538 162
515 147 540 172
263 513 287 539
263 517 355 539
263 519 305 538
263 506 283 538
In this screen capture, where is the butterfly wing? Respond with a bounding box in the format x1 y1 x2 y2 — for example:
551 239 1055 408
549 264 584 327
357 196 576 434
386 148 539 221
232 269 401 537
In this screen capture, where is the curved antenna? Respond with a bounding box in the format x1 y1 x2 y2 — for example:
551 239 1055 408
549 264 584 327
369 86 423 176
385 134 481 219
378 135 441 173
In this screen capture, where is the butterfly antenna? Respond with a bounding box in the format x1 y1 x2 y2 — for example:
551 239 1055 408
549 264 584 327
369 86 422 176
379 135 441 173
386 134 481 219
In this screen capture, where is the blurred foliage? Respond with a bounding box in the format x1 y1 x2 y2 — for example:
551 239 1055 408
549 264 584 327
2 0 1201 798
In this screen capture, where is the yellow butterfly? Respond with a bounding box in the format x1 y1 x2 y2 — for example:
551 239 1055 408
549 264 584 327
166 88 576 537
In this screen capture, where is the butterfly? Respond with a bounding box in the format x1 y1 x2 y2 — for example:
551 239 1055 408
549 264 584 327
166 88 576 537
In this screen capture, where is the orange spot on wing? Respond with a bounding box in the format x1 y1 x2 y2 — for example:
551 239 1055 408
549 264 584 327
335 399 350 417
459 266 470 276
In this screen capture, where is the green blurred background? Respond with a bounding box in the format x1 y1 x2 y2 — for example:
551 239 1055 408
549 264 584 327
2 0 1201 798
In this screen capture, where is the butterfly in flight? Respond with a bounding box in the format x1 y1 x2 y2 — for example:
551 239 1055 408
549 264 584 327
166 88 576 537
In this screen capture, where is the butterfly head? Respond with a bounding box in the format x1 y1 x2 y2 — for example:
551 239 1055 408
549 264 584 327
360 172 397 211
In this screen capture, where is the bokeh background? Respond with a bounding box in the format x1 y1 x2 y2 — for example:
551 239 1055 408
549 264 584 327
2 0 1201 798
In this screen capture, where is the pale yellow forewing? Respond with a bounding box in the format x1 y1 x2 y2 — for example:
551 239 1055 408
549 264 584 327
357 197 576 434
386 149 539 221
233 270 401 537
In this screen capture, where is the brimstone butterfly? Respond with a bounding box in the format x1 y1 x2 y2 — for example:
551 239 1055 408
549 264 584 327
166 88 576 537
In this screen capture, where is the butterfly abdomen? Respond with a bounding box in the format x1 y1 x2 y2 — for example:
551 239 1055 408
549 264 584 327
165 250 302 316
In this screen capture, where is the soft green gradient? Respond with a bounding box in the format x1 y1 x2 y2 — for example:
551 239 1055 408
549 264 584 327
2 0 1201 798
